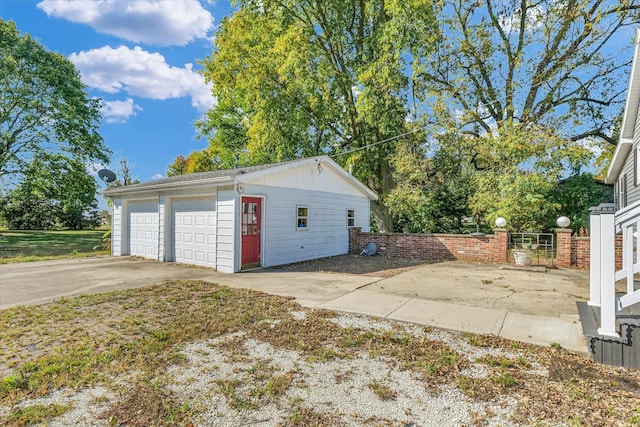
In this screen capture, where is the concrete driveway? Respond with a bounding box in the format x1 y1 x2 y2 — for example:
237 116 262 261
0 256 591 353
0 256 378 310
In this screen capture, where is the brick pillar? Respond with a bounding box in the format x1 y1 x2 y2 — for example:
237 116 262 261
493 228 509 263
556 228 572 267
349 227 362 254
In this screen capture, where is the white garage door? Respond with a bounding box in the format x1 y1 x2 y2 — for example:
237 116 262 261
172 198 216 268
128 200 159 259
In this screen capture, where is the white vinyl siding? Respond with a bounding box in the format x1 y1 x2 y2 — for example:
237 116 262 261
242 183 370 268
243 162 366 197
216 187 237 273
624 106 640 206
111 199 123 256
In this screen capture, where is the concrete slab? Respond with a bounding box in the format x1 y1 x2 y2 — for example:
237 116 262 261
199 271 380 306
387 298 506 336
317 291 411 317
499 312 586 354
363 261 590 317
0 257 378 310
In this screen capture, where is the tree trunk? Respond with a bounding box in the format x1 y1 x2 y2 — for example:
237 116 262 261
370 199 393 232
368 155 395 232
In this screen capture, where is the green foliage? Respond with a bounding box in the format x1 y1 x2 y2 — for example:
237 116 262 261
195 0 439 231
102 228 112 252
0 153 99 229
0 19 109 178
387 134 478 233
549 173 612 233
469 125 591 231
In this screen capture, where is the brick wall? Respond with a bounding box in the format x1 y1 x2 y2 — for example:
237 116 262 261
349 227 508 263
349 227 622 270
571 234 623 270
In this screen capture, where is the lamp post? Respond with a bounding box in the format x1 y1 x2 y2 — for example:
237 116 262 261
495 217 507 228
557 216 571 228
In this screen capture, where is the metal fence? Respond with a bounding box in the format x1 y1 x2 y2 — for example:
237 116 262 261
508 232 556 266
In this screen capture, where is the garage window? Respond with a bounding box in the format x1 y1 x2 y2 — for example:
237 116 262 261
297 206 309 230
347 209 355 227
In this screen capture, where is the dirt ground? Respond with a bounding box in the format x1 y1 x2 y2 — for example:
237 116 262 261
266 254 426 278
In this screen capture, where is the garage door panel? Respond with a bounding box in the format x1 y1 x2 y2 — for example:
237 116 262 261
172 198 216 268
128 201 159 259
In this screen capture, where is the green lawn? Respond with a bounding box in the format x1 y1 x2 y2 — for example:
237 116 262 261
0 229 109 263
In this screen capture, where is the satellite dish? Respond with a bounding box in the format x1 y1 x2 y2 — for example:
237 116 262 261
360 242 377 256
98 168 117 183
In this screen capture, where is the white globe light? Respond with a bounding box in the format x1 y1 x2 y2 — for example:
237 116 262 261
557 216 571 228
495 217 507 228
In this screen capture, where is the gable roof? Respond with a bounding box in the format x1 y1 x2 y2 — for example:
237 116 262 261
103 155 378 200
606 29 640 184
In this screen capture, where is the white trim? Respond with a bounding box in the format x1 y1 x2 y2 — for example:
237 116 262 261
606 28 640 184
296 205 309 230
347 208 355 228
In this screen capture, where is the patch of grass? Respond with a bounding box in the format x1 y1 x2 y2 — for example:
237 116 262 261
266 372 293 397
5 403 70 426
0 229 108 263
494 371 516 388
103 382 193 427
284 406 344 427
627 408 640 426
368 380 397 401
215 378 255 410
477 355 515 369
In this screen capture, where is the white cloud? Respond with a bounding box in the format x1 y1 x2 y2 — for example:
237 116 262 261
101 98 142 123
69 45 215 112
37 0 214 46
151 173 164 180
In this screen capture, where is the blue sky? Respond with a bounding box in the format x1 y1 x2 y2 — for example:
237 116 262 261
0 0 233 183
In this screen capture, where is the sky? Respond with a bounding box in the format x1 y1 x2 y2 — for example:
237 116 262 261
0 0 234 183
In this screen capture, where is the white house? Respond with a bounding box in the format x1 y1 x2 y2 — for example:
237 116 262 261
103 155 377 273
582 30 640 368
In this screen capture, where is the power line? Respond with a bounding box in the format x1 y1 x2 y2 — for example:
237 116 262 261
329 124 429 158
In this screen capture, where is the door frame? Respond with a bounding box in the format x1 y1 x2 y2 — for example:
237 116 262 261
240 195 264 269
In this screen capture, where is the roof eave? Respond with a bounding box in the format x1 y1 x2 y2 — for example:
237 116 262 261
607 29 640 183
103 176 234 196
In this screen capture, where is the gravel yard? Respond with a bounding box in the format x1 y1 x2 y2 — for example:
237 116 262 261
1 280 640 426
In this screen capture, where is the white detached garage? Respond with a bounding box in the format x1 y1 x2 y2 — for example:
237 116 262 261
104 156 377 273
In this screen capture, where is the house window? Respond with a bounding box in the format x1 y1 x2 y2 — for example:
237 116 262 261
347 209 355 227
297 206 309 230
618 174 628 209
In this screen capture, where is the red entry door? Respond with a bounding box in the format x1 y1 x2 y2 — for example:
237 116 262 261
241 197 261 268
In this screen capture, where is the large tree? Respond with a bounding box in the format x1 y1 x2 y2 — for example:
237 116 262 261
412 0 640 228
0 20 109 178
418 0 640 141
0 153 100 229
197 0 438 231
